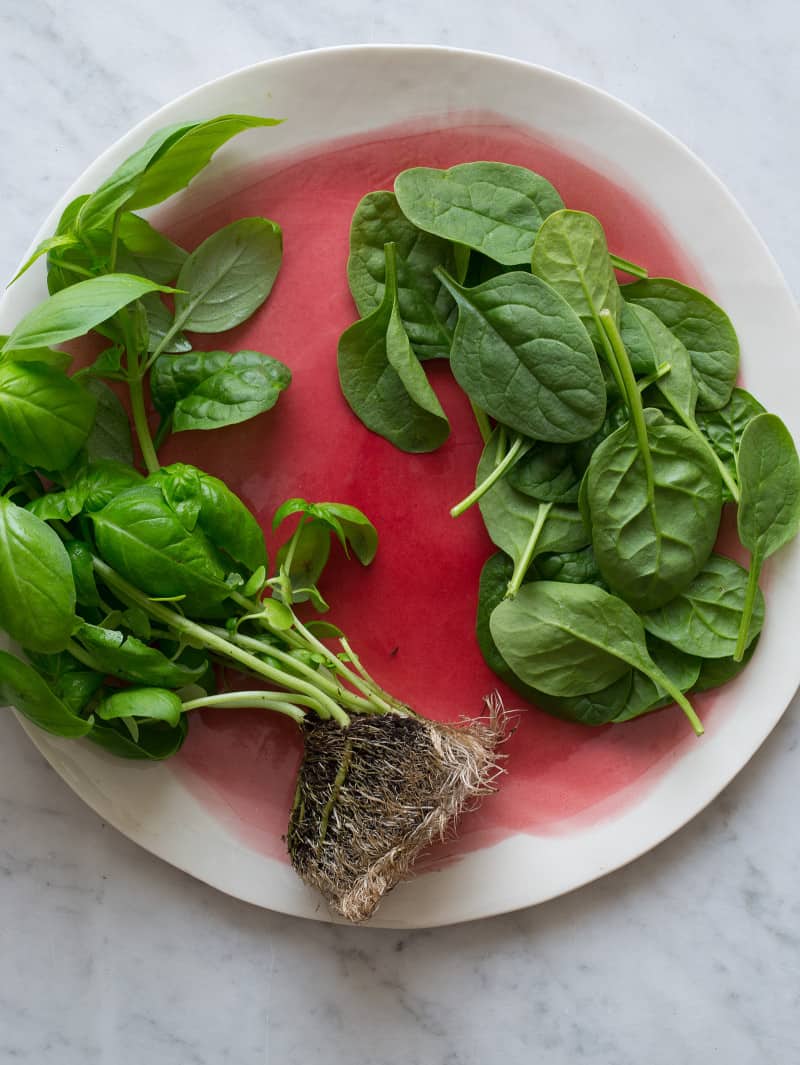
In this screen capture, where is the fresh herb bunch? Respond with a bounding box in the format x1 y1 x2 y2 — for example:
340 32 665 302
338 163 800 734
0 117 506 922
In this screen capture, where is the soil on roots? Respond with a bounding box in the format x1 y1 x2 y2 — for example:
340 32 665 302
287 701 508 922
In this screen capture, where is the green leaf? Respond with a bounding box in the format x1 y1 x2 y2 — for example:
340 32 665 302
2 274 174 351
507 441 583 503
347 190 457 360
0 498 76 652
624 277 740 411
0 651 92 737
140 296 192 354
9 234 81 285
531 209 621 345
437 269 606 443
394 162 564 266
694 637 759 692
0 335 72 372
173 217 282 333
630 303 697 419
75 623 207 687
151 350 291 431
272 498 378 566
66 540 102 607
0 361 97 470
28 461 144 521
115 213 187 283
617 302 659 376
695 388 765 475
586 416 722 611
83 379 134 464
533 545 607 588
91 485 234 615
338 243 450 453
76 122 199 231
96 686 183 726
87 714 188 760
275 518 331 606
126 114 282 210
489 581 702 733
737 414 800 561
153 463 267 572
612 637 701 723
642 554 765 658
477 429 589 582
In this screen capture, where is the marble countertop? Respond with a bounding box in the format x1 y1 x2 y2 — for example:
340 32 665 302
1 4 799 1063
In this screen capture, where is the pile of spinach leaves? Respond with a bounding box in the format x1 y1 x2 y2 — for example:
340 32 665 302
0 114 407 760
338 162 800 734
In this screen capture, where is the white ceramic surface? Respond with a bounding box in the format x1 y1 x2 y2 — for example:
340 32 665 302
2 45 799 932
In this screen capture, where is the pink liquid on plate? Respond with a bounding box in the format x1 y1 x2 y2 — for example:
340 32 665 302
153 117 722 863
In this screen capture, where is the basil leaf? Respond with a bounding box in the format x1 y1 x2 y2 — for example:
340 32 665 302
96 686 183 726
347 190 457 360
154 463 267 572
338 243 450 453
0 498 77 652
394 162 564 266
642 554 765 658
83 379 134 464
140 295 191 354
0 651 91 737
74 623 207 687
126 114 282 210
28 461 144 521
531 209 621 345
2 274 174 351
173 218 282 333
115 213 187 283
438 269 606 442
0 335 72 371
91 485 233 615
88 714 188 760
272 498 377 565
0 361 97 470
151 350 290 431
624 277 740 411
275 519 331 607
66 540 102 607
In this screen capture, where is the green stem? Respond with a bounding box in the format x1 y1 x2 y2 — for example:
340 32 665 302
653 668 704 736
65 639 101 672
470 401 492 445
636 362 672 392
595 314 627 398
339 637 409 712
91 557 350 725
506 503 552 599
48 258 95 280
599 309 655 502
181 691 309 724
451 433 530 518
734 553 762 662
610 253 648 280
128 365 160 474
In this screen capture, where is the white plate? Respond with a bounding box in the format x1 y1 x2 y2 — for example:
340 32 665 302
2 45 799 928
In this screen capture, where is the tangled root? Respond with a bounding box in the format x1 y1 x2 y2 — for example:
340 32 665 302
287 696 510 923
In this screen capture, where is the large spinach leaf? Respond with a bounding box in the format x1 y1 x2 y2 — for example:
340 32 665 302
437 269 606 442
394 162 564 266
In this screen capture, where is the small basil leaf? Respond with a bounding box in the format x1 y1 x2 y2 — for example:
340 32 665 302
66 540 102 607
0 651 92 737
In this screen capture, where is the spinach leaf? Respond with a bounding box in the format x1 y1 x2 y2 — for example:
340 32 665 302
0 499 76 652
172 217 282 333
338 243 450 453
695 388 765 470
531 209 621 346
612 637 701 723
347 190 457 360
96 686 183 726
0 360 97 469
273 498 378 565
618 303 659 376
630 304 697 419
734 413 800 658
91 485 234 615
150 350 291 432
88 714 188 760
586 416 722 611
1 274 173 351
694 637 758 692
83 379 135 464
477 429 589 595
507 441 583 503
533 545 606 587
436 269 606 442
642 554 764 658
489 581 703 732
0 651 92 737
74 623 207 687
154 463 268 572
394 162 564 266
624 277 739 410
